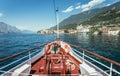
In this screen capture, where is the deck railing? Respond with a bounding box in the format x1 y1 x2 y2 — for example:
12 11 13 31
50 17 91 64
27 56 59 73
71 46 120 76
0 41 120 76
0 48 43 73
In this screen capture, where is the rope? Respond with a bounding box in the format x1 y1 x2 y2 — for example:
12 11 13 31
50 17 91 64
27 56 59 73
0 43 47 62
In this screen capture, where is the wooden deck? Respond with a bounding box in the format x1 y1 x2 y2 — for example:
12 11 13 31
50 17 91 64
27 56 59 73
30 53 81 75
30 40 81 75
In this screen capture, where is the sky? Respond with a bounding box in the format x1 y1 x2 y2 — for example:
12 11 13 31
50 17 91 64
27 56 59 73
0 0 120 31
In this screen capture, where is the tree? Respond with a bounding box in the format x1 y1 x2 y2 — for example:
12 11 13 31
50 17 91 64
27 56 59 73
64 29 69 33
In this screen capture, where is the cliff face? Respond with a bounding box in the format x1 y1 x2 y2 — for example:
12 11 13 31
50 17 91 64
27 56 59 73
0 22 21 33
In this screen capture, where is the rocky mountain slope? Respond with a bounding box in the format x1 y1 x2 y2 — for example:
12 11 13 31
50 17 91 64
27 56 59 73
50 1 120 29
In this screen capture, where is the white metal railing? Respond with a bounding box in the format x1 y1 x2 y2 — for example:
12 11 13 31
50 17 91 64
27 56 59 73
0 46 119 76
71 48 109 76
0 48 42 70
0 69 111 76
72 48 120 76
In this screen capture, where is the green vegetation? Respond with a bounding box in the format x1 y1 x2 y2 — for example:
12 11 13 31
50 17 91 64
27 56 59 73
64 29 69 33
82 10 120 26
37 31 41 34
119 31 120 35
97 30 102 35
50 1 120 30
87 27 102 35
60 23 77 30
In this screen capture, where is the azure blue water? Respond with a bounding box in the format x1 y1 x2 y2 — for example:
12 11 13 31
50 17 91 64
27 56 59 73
0 33 120 74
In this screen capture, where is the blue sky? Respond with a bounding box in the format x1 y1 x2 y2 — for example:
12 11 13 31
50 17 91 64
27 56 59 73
0 0 120 31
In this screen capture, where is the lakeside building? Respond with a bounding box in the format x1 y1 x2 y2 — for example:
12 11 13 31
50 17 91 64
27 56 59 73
37 30 54 34
108 27 120 35
37 29 77 34
37 25 120 35
76 25 90 33
68 30 77 34
102 26 110 34
102 26 120 35
108 30 120 35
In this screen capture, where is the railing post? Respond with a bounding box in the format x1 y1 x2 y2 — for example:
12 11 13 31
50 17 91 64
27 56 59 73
109 63 113 76
82 51 85 62
29 51 31 73
29 51 31 64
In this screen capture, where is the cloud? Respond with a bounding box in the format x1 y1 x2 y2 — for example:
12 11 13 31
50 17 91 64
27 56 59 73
75 2 81 9
82 8 89 12
106 4 111 6
62 0 106 13
75 3 81 9
81 0 106 11
0 13 3 17
75 5 81 9
62 6 74 13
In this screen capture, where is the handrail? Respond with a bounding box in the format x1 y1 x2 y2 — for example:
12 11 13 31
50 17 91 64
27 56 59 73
0 69 111 76
0 43 47 62
72 47 120 75
72 48 110 69
69 43 120 67
0 49 41 69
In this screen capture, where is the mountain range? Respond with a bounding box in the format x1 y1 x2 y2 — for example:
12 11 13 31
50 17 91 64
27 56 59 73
0 22 21 34
21 30 35 34
0 22 35 34
50 1 120 30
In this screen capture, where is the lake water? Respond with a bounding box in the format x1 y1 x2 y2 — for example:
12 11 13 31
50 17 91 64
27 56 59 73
0 33 120 74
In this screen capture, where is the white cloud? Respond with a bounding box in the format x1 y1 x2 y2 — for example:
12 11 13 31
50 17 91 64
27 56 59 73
75 5 81 9
62 0 106 13
81 0 106 11
62 6 74 13
0 13 3 17
106 4 111 6
82 8 89 12
75 3 81 9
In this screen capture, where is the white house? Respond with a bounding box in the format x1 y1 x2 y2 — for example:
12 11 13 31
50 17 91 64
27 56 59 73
77 25 90 33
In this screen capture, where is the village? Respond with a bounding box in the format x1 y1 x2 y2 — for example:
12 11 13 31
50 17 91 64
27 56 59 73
37 24 120 35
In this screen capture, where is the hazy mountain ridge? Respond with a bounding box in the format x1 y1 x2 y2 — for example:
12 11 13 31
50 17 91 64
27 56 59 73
0 22 21 33
21 30 35 34
50 1 120 29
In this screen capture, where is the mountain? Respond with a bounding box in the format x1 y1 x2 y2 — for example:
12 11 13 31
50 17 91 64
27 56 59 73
21 30 35 34
81 2 120 26
0 22 21 34
82 9 120 26
50 1 120 29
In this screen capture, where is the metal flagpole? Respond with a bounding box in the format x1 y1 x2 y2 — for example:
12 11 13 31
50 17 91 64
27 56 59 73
53 0 59 38
56 8 59 38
